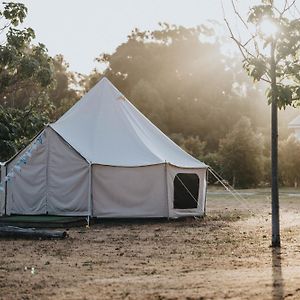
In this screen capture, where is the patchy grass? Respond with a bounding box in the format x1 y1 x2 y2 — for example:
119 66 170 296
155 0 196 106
1 189 300 299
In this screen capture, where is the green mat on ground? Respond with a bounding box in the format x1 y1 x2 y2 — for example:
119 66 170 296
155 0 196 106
0 215 86 228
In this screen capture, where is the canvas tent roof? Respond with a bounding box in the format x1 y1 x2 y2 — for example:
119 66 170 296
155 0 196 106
288 115 300 129
50 77 206 168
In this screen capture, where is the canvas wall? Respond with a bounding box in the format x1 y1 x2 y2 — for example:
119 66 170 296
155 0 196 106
92 164 207 218
4 127 207 217
6 127 89 215
92 164 168 217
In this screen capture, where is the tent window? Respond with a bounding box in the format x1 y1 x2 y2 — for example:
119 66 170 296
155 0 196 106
174 173 199 209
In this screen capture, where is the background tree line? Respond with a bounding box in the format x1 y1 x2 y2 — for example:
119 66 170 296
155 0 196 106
0 2 299 188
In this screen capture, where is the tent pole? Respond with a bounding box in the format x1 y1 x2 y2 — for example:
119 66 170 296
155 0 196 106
0 163 6 216
204 169 208 216
164 162 170 219
87 163 92 226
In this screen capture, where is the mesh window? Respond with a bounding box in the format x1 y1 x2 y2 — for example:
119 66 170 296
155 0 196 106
174 173 199 209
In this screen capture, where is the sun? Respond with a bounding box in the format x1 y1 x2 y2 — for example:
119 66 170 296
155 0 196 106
259 19 278 37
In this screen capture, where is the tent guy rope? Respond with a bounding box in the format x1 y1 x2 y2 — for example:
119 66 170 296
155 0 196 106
208 167 263 217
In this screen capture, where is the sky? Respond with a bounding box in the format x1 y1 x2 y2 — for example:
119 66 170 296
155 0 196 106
18 0 261 75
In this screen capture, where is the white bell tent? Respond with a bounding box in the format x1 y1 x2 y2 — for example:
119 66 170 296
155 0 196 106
288 115 300 140
0 78 208 218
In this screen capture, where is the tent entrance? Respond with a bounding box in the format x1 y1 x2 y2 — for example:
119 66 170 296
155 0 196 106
173 173 199 209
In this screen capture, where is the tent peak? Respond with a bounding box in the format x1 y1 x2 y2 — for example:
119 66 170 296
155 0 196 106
98 76 110 84
51 75 206 168
94 77 126 100
98 76 115 88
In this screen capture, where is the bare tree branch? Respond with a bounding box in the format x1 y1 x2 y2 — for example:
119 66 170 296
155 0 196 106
259 76 272 84
282 0 289 14
0 22 11 35
230 0 261 57
242 37 254 47
222 3 255 61
221 0 272 84
221 1 250 60
280 0 296 17
231 0 249 30
294 3 300 15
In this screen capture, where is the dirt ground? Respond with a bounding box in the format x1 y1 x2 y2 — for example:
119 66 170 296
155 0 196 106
1 189 300 299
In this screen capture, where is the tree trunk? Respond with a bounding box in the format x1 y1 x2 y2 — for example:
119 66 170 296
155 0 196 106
271 40 280 248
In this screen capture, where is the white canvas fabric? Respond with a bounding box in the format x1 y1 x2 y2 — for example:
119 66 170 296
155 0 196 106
6 127 89 215
7 132 48 215
92 164 168 217
46 128 89 215
51 77 207 168
0 164 6 215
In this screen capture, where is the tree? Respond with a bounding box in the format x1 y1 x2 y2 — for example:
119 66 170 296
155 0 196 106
219 117 264 188
48 55 80 119
0 107 20 159
0 2 54 161
0 2 53 107
223 0 300 247
80 68 102 93
130 79 166 130
91 23 265 152
170 133 206 161
0 97 54 161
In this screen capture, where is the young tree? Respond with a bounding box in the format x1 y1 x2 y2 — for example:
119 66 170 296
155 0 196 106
223 0 300 247
219 117 264 188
